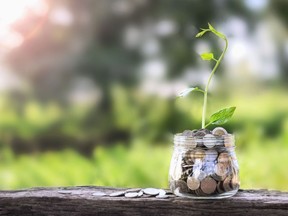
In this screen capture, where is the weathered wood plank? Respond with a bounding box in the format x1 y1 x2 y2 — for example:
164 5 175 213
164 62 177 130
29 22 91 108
0 186 288 216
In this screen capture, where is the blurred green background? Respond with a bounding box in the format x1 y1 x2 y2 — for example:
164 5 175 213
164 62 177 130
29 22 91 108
0 0 288 191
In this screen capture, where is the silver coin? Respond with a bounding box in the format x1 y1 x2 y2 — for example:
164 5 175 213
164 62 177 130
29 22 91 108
92 191 107 197
137 191 144 197
143 188 160 195
71 191 83 195
125 192 139 198
203 134 216 148
158 189 166 196
109 191 126 197
125 188 142 193
156 194 169 199
58 190 72 194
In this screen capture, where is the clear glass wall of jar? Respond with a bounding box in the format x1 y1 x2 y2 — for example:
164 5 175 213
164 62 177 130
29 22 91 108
169 133 240 199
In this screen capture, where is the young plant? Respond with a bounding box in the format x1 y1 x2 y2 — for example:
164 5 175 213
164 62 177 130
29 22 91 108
178 23 236 129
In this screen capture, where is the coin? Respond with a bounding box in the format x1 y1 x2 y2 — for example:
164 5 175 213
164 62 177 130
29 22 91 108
224 134 234 147
58 190 72 194
212 127 228 136
125 188 142 193
195 188 207 196
194 149 205 160
200 177 217 194
204 149 218 162
216 181 225 194
109 191 126 197
158 189 166 196
182 130 193 136
231 175 240 190
156 194 169 199
184 150 195 165
137 190 144 197
71 191 83 195
175 180 189 193
143 188 160 195
218 153 230 163
125 192 139 198
92 192 107 197
203 134 216 148
214 163 228 177
223 177 233 192
187 176 200 190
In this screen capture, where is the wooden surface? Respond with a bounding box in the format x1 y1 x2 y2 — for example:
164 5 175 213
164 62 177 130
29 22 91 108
1 186 288 216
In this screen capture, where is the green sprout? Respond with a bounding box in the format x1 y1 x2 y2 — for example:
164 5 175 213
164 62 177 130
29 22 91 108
178 23 236 129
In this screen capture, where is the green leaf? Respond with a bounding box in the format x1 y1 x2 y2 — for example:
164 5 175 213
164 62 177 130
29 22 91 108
177 87 204 98
208 23 226 39
206 107 236 126
200 52 214 61
195 29 209 38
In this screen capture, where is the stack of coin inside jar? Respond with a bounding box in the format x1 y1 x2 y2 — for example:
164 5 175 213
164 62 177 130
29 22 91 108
169 127 240 199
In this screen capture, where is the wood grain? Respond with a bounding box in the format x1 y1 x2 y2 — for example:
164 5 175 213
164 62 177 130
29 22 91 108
1 186 288 216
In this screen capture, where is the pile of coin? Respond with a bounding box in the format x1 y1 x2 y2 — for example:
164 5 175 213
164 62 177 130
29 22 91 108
109 188 174 199
169 127 240 197
58 188 175 199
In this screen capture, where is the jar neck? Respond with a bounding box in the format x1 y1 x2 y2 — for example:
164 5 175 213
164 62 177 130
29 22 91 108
173 133 235 150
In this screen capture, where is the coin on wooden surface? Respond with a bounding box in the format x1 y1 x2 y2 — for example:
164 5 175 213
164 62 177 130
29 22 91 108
143 188 160 196
58 190 72 194
200 177 217 195
92 192 107 197
125 188 142 193
212 127 228 136
187 176 200 190
137 190 144 197
109 191 126 197
125 192 139 198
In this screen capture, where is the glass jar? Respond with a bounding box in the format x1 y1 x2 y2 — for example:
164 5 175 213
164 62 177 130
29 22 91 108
169 133 240 199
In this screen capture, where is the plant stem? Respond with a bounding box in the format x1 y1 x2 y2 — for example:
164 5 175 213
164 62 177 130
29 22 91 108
201 38 228 128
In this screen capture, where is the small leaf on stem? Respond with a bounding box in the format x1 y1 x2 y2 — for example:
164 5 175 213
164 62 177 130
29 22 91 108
206 107 236 127
208 23 226 39
177 87 204 98
195 29 209 38
200 52 214 61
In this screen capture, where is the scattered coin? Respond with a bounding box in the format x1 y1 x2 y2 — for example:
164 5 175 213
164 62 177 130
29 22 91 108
92 191 107 197
109 191 126 197
58 190 72 194
143 188 160 196
182 130 193 136
71 191 83 195
125 192 139 198
158 189 166 196
125 188 142 193
137 191 144 197
156 194 169 199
